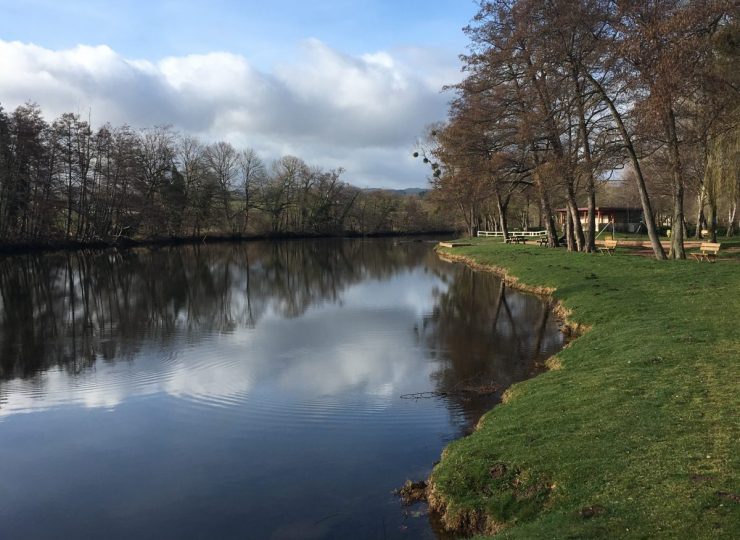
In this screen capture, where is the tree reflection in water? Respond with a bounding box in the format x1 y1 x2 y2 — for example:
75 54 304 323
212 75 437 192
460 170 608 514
0 239 562 435
0 240 431 382
418 265 563 432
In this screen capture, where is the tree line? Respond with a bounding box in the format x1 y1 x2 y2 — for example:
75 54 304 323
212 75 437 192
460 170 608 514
421 0 738 259
0 103 450 246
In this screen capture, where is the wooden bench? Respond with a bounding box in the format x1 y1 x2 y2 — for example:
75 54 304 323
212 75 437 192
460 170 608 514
537 235 548 247
598 239 618 255
506 236 526 244
691 242 721 262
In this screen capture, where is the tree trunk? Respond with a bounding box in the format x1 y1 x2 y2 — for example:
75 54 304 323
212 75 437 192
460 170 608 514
534 171 559 247
682 217 689 241
541 194 557 245
566 184 585 251
566 206 575 251
496 191 510 240
727 200 737 236
666 107 686 259
708 197 718 243
243 186 250 233
584 72 666 260
573 70 596 252
527 55 576 250
669 190 685 258
547 212 559 247
694 185 705 238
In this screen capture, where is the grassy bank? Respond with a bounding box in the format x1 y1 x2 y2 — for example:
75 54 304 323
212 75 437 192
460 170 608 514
430 238 739 538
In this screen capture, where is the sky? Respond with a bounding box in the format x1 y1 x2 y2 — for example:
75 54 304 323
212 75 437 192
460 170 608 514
0 0 475 189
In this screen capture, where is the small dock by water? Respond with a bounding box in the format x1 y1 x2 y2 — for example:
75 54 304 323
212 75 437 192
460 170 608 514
438 241 471 248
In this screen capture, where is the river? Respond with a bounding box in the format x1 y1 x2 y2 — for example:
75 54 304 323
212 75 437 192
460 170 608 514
0 238 563 539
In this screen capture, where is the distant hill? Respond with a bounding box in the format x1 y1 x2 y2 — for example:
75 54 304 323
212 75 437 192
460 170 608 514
364 187 429 196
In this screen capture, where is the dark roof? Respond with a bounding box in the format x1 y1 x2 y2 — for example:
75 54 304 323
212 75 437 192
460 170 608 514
554 206 642 213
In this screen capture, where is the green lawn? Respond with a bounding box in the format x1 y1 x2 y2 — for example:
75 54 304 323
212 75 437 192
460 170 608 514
430 238 740 539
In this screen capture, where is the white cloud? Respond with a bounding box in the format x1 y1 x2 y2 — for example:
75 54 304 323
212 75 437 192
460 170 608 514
0 39 460 188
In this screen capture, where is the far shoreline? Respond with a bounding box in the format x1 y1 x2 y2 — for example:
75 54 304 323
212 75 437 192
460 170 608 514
0 229 458 256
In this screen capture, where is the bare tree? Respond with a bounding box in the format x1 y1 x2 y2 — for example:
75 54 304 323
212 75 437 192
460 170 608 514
204 141 239 234
238 148 265 233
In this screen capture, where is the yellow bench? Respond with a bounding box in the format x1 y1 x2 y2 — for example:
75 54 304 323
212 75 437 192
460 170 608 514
691 242 721 262
598 239 618 255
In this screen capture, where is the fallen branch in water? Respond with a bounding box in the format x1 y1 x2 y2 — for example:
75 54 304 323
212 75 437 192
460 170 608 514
400 379 500 400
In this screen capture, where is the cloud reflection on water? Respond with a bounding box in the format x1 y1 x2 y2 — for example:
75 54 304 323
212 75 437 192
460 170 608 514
0 244 446 417
0 240 562 427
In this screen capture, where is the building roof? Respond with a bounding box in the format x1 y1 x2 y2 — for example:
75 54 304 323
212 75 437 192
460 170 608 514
554 206 643 213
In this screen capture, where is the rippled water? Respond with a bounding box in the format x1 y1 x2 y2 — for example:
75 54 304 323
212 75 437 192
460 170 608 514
0 239 563 539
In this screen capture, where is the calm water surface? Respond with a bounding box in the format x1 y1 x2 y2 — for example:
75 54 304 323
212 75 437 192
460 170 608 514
0 239 563 539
